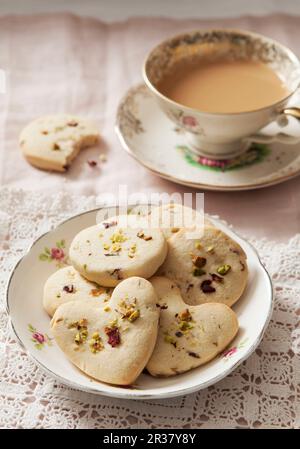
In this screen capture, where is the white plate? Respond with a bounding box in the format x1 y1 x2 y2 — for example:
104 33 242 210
116 84 300 191
6 206 273 399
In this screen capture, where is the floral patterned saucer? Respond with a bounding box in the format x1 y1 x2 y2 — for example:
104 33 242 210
116 85 300 191
6 205 273 399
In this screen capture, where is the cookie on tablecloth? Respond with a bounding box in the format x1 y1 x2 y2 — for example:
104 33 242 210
19 114 99 172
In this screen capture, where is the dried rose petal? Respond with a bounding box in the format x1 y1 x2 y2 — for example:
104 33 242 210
87 160 97 167
63 284 75 293
240 261 246 271
210 273 223 283
201 280 216 293
103 221 117 229
105 326 121 347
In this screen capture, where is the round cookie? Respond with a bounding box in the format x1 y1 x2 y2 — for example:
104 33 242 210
43 266 112 317
158 225 248 307
147 276 239 377
19 114 99 172
130 203 212 240
69 216 168 286
51 277 160 385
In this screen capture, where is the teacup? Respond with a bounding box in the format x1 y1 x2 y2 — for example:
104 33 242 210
143 29 300 160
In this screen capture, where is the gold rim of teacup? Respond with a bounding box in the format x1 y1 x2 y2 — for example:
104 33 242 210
142 28 300 117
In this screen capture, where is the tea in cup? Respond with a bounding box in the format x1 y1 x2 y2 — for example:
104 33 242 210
143 29 300 159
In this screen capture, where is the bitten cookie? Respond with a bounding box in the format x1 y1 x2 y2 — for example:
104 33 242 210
43 266 112 317
51 277 159 385
69 217 168 286
158 225 248 307
147 276 239 377
19 114 99 172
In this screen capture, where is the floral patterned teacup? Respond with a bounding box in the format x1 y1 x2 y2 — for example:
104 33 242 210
143 29 300 160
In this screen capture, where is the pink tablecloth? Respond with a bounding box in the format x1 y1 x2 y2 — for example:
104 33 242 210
0 13 300 241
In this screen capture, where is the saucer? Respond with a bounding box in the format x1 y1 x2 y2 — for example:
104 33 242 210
6 205 273 399
115 84 300 191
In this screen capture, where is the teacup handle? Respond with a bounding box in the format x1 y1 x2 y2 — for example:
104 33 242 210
250 107 300 145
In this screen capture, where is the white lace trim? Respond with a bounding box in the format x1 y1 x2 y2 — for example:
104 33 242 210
0 188 299 429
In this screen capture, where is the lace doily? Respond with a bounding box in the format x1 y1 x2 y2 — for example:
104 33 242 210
0 188 299 429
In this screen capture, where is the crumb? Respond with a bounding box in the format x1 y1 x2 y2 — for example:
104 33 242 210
99 154 107 162
87 160 97 167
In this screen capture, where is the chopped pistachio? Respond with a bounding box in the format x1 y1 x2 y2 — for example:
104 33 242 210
117 298 140 322
68 318 88 330
110 231 127 244
111 243 121 252
78 318 88 328
127 310 140 322
193 268 206 277
109 318 118 328
74 333 81 344
179 321 194 332
164 334 177 347
89 333 103 353
103 243 110 250
206 245 214 253
195 242 202 250
217 264 231 275
104 306 111 312
74 328 88 345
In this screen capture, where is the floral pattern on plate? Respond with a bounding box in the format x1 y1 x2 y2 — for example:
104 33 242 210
28 324 53 350
178 143 270 172
223 338 249 361
39 239 68 267
116 84 300 191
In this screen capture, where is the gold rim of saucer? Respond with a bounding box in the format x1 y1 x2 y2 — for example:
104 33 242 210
142 28 300 117
115 84 300 192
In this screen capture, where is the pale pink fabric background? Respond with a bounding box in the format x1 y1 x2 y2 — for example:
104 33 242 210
0 13 300 241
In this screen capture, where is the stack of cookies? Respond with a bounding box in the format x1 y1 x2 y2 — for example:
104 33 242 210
44 204 248 385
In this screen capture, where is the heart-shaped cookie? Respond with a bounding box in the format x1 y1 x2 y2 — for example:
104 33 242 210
147 276 239 377
159 225 248 307
51 277 159 385
43 266 112 317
